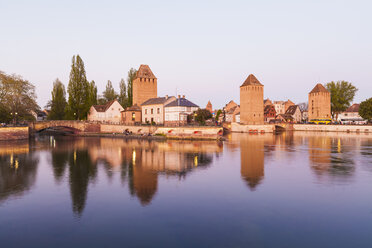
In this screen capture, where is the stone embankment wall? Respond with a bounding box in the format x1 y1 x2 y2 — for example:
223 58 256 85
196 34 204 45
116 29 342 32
292 124 372 133
231 123 275 133
155 126 223 139
231 122 372 133
0 127 29 141
101 124 157 134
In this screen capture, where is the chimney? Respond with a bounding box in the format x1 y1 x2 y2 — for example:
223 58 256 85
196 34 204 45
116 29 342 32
182 95 185 99
178 95 181 99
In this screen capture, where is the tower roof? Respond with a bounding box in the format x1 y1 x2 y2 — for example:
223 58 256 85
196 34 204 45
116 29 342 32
136 65 157 79
309 83 329 94
240 74 263 87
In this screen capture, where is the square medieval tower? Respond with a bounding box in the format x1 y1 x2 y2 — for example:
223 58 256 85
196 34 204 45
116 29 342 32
240 74 264 125
308 83 331 120
133 65 158 106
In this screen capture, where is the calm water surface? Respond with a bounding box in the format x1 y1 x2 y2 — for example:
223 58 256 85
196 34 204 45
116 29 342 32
1 133 372 247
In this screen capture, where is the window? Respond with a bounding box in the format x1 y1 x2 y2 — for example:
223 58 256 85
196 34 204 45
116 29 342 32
151 109 153 114
132 112 135 121
145 109 147 114
157 108 160 114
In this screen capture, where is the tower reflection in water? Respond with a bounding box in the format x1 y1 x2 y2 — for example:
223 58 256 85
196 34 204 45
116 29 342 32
46 137 221 214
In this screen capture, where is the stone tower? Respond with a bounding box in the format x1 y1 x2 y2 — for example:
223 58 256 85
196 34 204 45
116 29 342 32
240 74 264 125
133 65 157 106
308 83 331 120
206 100 213 113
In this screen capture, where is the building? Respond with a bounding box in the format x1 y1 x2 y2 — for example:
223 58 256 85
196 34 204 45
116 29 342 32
284 105 302 123
308 83 331 121
264 105 276 123
121 104 142 125
164 96 199 126
284 100 295 112
240 74 264 125
206 100 213 113
225 105 240 123
141 96 176 124
132 65 157 106
338 104 366 124
264 98 273 107
301 110 309 122
88 100 124 124
273 99 295 115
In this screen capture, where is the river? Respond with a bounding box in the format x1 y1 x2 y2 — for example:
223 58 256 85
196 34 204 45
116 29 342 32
0 133 372 247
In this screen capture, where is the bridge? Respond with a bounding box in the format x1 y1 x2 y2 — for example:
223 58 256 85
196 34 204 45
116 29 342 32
29 121 101 134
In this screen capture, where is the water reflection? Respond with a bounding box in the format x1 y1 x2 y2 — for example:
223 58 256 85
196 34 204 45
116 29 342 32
44 137 221 212
1 133 371 217
0 140 39 203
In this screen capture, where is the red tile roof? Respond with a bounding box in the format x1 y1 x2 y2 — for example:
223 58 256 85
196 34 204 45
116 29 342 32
92 100 116 112
309 83 329 94
345 103 359 112
240 74 263 87
136 65 156 79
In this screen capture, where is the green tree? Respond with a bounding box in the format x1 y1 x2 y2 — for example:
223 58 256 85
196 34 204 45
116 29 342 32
325 81 358 120
0 72 39 123
359 98 372 122
48 78 67 120
127 68 137 107
87 80 97 106
215 109 222 121
67 55 90 120
195 108 212 125
103 80 117 102
118 78 128 108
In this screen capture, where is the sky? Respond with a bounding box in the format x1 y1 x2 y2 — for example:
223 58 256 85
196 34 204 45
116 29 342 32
0 0 371 109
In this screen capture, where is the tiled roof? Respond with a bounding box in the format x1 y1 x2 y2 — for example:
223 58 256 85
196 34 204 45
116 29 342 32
285 105 299 115
309 83 329 94
264 105 276 114
123 104 141 112
165 98 199 108
136 65 156 79
240 74 263 87
92 100 116 112
142 96 174 106
345 103 359 112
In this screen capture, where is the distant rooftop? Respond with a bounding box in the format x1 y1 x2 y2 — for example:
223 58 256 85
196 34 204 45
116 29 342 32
345 103 360 112
92 100 117 112
165 97 199 108
240 74 263 87
141 96 175 106
135 64 156 79
309 83 329 94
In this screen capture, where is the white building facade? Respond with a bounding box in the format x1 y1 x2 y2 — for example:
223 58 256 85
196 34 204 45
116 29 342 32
88 100 124 124
164 96 199 126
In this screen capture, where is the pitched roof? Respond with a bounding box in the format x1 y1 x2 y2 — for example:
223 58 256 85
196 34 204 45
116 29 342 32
285 105 299 115
345 103 359 112
92 100 117 112
165 98 199 108
240 74 263 87
135 64 156 79
123 104 141 112
264 105 276 114
309 83 329 94
141 96 174 106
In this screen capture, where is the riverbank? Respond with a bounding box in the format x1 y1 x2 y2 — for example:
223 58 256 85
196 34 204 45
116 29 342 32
0 127 29 141
231 122 372 134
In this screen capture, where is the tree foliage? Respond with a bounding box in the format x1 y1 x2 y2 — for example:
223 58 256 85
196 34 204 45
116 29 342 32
325 81 358 120
195 108 212 125
359 98 372 121
87 80 97 106
0 72 39 123
48 78 67 120
118 78 128 108
102 80 117 102
67 55 90 120
127 68 137 107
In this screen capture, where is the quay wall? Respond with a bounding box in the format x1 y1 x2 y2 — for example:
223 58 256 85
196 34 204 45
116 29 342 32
292 124 372 133
155 126 223 139
0 127 29 141
231 123 275 133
